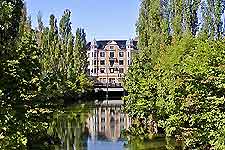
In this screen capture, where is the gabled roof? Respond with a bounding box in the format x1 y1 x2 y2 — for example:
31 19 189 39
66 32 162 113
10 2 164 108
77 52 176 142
108 40 117 45
86 39 138 50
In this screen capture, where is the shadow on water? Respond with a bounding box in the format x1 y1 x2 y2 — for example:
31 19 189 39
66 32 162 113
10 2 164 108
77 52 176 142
46 100 181 150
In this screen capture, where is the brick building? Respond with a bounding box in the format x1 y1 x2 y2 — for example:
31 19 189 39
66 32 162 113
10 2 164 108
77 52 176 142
86 39 138 86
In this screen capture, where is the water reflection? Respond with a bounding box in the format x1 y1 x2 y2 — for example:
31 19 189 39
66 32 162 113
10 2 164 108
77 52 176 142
49 101 178 150
87 105 131 142
49 104 90 150
50 102 131 150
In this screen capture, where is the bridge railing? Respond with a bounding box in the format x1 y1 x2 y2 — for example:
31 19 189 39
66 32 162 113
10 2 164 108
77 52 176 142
94 82 122 88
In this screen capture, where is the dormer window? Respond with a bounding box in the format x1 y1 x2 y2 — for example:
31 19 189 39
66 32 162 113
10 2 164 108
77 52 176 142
110 46 114 50
91 45 97 49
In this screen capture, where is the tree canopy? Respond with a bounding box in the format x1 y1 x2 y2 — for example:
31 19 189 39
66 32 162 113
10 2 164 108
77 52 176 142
0 1 92 148
123 0 225 149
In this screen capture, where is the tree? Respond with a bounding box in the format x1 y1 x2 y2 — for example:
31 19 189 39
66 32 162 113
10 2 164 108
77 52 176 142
73 28 88 73
0 1 44 148
0 2 93 149
37 10 92 98
123 0 170 137
123 0 225 149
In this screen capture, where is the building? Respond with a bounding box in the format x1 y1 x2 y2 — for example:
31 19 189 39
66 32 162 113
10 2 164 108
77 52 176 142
86 39 138 86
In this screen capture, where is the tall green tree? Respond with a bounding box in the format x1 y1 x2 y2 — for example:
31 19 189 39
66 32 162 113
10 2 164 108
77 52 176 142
124 0 225 149
124 0 170 137
37 10 92 98
0 2 93 149
0 1 45 148
74 28 88 73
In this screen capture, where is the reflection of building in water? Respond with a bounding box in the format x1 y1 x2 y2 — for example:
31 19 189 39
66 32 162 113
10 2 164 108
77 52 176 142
86 105 131 141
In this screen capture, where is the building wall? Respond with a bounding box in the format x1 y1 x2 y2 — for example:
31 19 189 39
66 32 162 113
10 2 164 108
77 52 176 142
87 39 137 85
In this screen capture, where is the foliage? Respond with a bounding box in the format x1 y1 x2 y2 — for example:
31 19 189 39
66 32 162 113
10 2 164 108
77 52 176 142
123 0 225 149
0 2 45 148
123 136 178 150
0 1 92 149
48 104 91 149
37 10 93 99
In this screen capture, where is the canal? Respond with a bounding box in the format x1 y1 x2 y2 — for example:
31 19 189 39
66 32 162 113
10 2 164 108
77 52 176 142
47 99 180 150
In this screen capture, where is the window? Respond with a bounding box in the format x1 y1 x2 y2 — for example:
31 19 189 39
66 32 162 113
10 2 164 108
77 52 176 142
119 68 124 73
110 68 114 73
109 78 115 83
110 60 114 66
119 52 124 57
92 52 93 57
88 53 90 57
119 60 124 65
128 52 130 57
92 45 97 49
115 67 119 72
128 60 130 65
94 52 97 57
100 68 105 73
100 52 105 57
100 60 105 65
110 52 114 58
110 46 114 50
94 60 97 65
94 68 97 73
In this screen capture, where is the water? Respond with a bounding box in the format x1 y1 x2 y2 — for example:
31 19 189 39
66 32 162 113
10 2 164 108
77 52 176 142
48 100 178 150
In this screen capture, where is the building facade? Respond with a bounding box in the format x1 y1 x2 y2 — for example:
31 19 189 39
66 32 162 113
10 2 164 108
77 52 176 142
87 39 138 86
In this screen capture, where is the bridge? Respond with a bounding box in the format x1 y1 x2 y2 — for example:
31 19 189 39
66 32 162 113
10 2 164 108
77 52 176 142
94 82 124 92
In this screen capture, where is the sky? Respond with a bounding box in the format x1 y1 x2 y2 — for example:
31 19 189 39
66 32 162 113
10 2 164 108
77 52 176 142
25 0 140 42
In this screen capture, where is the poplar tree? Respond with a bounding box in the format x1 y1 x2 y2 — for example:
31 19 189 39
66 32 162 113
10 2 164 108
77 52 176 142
38 9 92 97
124 0 170 136
124 0 225 149
74 28 88 73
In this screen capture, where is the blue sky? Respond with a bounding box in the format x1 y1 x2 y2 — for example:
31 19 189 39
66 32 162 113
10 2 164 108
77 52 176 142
25 0 140 42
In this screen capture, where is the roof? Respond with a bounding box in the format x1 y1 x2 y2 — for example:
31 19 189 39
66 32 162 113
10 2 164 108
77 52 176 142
86 40 138 50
